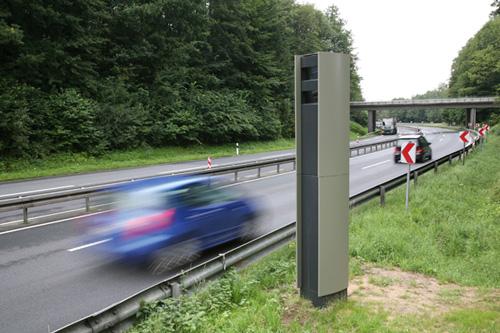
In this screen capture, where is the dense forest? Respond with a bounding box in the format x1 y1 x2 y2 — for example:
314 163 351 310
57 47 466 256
0 0 364 159
2 1 499 161
381 11 500 125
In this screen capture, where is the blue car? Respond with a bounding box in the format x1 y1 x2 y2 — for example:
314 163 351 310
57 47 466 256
82 176 262 273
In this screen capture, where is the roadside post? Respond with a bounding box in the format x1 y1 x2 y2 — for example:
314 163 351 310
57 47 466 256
478 128 485 151
236 143 239 155
459 131 470 166
295 52 350 307
400 141 416 212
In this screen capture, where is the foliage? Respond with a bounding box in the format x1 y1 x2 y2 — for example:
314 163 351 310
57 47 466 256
350 135 500 287
132 244 296 332
378 84 449 124
449 15 500 125
130 136 500 332
0 138 295 180
0 0 363 161
350 121 367 136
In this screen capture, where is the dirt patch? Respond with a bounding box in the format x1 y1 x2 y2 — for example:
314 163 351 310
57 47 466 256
348 264 497 320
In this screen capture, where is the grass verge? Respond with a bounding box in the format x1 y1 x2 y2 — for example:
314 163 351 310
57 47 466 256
132 134 500 332
0 139 295 182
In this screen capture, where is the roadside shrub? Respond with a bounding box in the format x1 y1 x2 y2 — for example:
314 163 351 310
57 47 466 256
46 89 106 154
350 121 367 135
490 124 500 135
0 80 51 158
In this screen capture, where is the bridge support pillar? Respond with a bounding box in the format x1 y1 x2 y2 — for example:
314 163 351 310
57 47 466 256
466 108 477 128
368 110 376 133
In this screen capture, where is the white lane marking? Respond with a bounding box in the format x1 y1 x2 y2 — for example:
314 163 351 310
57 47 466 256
158 166 204 175
0 211 106 235
0 172 294 235
361 160 391 170
0 185 75 199
68 238 112 252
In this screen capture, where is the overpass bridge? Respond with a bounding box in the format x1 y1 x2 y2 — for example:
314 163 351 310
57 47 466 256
350 96 498 132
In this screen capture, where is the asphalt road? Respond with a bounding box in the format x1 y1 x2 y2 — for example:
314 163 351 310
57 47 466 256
0 128 467 332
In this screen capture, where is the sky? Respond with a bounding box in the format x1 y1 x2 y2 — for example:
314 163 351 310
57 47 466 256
296 0 494 101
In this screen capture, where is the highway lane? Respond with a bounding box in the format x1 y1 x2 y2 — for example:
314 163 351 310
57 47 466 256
0 150 296 198
350 127 466 195
0 134 386 225
0 128 466 332
0 173 296 333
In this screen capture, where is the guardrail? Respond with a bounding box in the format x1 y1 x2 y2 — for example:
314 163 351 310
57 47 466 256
1 137 407 228
349 125 422 157
0 156 296 228
55 221 297 332
349 139 396 156
54 129 483 332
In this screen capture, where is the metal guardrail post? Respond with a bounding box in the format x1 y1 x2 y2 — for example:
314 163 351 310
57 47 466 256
23 207 28 224
414 171 418 186
85 197 90 212
434 162 438 174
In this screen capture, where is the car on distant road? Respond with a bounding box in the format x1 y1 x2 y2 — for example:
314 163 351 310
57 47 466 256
80 176 263 274
394 134 432 163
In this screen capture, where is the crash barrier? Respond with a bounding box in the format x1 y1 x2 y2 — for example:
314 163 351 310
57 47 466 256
0 155 297 228
0 135 407 228
54 221 297 332
349 126 420 157
350 139 396 157
0 128 479 228
53 129 482 332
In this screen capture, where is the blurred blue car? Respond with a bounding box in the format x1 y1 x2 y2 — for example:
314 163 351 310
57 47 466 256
82 176 262 273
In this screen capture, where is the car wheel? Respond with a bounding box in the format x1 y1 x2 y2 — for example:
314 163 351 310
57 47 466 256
239 216 261 241
149 238 201 275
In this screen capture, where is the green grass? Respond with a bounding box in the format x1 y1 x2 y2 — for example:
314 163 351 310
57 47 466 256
131 134 500 332
0 138 295 182
350 135 500 287
1 124 370 181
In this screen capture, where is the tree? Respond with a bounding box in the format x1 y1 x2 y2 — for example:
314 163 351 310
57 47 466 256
0 0 109 95
491 0 500 17
449 16 500 124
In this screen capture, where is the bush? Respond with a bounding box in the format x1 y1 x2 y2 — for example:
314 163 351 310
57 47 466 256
47 89 106 154
0 80 51 158
350 121 367 135
490 124 500 136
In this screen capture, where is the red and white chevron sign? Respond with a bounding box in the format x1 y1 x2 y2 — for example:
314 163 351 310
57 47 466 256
479 128 486 136
401 142 416 164
459 131 470 143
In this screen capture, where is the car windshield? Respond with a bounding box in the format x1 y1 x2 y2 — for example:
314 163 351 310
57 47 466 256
112 189 181 211
384 120 394 126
